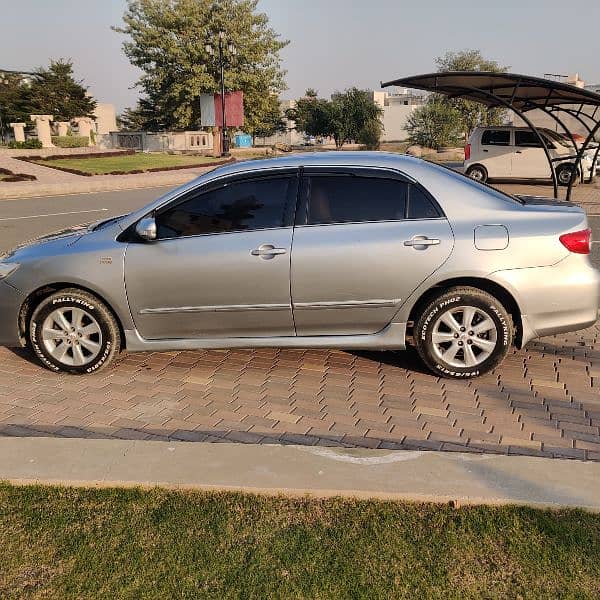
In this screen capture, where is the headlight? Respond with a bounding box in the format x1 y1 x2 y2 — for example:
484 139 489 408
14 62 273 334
0 263 19 280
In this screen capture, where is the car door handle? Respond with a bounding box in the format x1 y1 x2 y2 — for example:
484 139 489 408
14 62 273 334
403 236 440 248
251 244 287 259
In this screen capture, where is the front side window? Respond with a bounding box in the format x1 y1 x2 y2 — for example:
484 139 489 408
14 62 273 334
515 130 552 148
156 176 296 239
481 130 511 146
305 175 407 225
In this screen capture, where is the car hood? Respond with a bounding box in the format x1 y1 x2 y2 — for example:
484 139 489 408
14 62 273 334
0 223 89 261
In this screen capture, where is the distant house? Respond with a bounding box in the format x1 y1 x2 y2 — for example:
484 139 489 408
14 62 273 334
370 89 425 142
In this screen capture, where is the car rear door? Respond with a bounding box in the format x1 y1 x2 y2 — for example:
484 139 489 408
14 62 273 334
124 170 299 340
478 129 512 177
290 168 454 336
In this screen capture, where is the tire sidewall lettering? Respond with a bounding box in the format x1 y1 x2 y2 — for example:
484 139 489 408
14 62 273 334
30 295 114 375
417 292 511 379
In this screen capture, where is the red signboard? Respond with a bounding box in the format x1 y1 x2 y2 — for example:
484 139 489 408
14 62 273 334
214 91 244 127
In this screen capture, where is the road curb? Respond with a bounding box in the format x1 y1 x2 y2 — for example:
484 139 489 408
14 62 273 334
0 437 598 511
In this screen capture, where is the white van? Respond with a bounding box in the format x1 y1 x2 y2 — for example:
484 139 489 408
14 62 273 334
464 126 596 186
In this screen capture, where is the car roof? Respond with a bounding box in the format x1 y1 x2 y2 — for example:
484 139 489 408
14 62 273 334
473 125 553 132
206 151 422 175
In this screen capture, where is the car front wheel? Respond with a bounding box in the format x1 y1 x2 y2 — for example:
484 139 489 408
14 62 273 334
29 288 121 374
414 287 513 379
556 164 579 187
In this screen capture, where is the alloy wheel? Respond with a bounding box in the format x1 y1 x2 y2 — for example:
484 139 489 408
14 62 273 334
431 305 498 368
41 307 103 367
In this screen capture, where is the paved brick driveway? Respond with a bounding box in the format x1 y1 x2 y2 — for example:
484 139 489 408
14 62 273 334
1 323 599 461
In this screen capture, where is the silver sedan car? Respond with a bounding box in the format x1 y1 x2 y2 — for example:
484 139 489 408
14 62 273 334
0 152 598 378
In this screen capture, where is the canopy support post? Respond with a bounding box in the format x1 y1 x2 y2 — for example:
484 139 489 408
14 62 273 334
566 120 600 201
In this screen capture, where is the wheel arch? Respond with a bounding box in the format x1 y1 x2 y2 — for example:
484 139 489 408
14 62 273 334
19 283 127 350
465 163 488 176
405 276 523 347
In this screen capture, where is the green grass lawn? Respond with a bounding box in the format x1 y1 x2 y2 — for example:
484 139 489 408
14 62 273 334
33 153 228 175
1 484 599 599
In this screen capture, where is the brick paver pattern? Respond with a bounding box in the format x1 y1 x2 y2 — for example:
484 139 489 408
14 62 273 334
1 323 599 462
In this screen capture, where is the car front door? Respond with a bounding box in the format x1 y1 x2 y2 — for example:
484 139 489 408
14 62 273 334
290 169 454 336
124 170 299 340
511 130 552 178
478 129 512 178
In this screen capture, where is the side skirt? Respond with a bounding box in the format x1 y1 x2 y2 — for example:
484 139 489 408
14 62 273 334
124 323 407 352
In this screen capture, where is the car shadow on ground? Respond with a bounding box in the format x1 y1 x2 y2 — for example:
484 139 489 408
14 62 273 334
347 347 431 375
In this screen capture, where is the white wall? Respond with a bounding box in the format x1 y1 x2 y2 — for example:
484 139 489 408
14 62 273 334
94 103 118 135
381 104 419 141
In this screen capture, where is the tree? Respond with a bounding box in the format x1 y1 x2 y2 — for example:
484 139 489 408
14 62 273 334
114 0 288 132
288 87 382 149
119 99 165 131
288 91 335 141
28 59 96 120
405 98 462 149
358 119 383 150
243 93 286 140
435 49 508 138
0 72 32 125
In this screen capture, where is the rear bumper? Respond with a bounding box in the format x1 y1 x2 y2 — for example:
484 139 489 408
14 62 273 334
0 281 25 347
491 255 600 346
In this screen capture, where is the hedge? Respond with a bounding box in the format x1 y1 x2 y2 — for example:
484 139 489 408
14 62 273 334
51 136 90 148
7 139 43 149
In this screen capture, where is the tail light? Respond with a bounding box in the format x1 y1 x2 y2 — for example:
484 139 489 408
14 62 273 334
464 143 471 160
559 228 592 254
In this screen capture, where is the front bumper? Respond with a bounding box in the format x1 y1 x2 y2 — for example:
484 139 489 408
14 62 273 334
491 255 600 346
0 281 25 347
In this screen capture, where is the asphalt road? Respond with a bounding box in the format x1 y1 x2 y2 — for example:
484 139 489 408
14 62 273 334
1 186 600 268
0 187 173 253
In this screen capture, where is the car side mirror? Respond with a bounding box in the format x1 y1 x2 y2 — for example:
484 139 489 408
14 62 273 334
135 216 157 241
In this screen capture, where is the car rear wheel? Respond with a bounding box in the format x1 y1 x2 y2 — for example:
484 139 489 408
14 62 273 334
465 165 488 183
29 289 120 374
414 287 513 379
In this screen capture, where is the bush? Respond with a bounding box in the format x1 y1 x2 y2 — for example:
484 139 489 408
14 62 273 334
7 139 43 149
51 136 90 148
358 119 383 150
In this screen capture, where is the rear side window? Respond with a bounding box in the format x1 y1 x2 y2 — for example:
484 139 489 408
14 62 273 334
481 130 511 146
156 176 296 239
305 175 407 225
407 185 441 219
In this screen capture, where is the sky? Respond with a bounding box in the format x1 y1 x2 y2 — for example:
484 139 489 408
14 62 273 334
1 0 599 113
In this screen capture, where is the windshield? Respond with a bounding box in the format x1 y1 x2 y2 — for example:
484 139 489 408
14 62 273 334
542 129 570 147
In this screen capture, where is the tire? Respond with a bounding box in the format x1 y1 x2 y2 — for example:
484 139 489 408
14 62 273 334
465 165 488 183
556 164 579 187
414 287 513 379
29 288 120 374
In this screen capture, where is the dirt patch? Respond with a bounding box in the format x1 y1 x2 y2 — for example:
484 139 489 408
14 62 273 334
0 167 37 182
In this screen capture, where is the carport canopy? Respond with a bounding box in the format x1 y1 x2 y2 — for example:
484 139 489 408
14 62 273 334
381 71 600 200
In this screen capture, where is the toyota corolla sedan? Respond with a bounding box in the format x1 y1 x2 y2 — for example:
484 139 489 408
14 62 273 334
0 152 598 378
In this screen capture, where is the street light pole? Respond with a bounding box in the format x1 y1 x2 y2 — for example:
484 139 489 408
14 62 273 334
218 32 229 156
205 31 236 158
